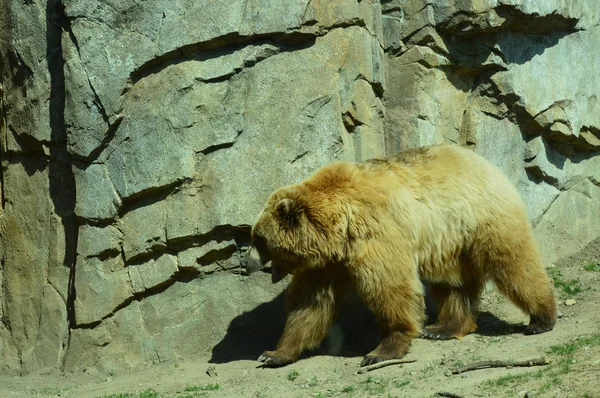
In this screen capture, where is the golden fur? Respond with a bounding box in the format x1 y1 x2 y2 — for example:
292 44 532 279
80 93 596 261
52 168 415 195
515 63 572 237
247 145 557 367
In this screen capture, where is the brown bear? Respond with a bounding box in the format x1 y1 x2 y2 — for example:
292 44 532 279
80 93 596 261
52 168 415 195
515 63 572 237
243 144 556 367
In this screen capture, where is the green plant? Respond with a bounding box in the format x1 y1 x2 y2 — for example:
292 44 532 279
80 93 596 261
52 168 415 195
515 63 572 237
287 369 300 381
341 385 356 393
363 377 386 395
391 379 410 388
100 390 159 398
549 334 600 356
583 263 600 272
184 384 220 392
539 375 561 393
548 268 582 296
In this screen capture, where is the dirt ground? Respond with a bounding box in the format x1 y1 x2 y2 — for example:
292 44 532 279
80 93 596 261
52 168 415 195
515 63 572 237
1 240 599 398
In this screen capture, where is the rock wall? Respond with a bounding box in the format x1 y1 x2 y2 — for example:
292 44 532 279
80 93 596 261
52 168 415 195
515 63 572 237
0 0 599 375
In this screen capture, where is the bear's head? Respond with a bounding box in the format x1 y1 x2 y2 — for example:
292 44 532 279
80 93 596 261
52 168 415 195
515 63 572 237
242 177 354 283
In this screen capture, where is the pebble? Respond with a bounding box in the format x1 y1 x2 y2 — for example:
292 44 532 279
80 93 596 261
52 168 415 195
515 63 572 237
564 299 576 306
557 311 564 318
444 370 453 377
206 365 218 377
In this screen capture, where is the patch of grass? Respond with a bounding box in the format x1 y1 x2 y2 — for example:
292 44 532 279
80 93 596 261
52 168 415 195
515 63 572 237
584 263 600 272
100 390 159 398
549 334 600 357
391 379 410 388
484 368 545 389
314 392 336 398
341 385 356 393
287 369 300 381
488 372 529 387
363 377 386 395
548 268 582 297
539 375 562 393
301 376 319 388
357 376 409 395
184 384 220 392
38 387 72 395
485 334 600 395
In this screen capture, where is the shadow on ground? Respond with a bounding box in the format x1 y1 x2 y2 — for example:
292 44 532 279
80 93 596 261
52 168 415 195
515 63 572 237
211 287 525 365
210 292 380 364
475 311 527 336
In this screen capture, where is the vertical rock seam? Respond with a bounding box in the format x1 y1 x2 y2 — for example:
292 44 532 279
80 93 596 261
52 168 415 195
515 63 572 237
46 0 78 367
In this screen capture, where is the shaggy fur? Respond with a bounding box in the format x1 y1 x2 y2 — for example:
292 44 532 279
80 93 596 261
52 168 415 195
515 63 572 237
245 145 557 367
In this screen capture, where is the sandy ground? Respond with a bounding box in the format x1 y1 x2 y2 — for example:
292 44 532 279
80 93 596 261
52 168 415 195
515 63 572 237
1 240 599 398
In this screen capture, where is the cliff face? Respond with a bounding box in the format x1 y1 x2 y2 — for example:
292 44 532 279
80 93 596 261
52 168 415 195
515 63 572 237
0 0 598 375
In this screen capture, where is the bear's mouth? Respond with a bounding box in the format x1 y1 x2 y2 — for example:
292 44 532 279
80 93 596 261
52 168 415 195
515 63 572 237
268 261 288 284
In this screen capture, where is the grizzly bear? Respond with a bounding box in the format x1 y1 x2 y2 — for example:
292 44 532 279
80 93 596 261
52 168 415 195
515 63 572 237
243 145 556 367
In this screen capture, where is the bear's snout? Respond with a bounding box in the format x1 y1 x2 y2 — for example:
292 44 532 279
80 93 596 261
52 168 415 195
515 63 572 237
241 246 266 274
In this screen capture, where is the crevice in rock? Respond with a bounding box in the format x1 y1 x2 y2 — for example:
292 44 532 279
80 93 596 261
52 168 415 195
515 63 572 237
63 18 125 166
46 0 78 369
93 249 122 262
533 189 561 226
544 126 600 157
195 45 282 84
71 115 124 165
86 77 109 126
130 31 317 85
198 141 236 156
122 223 250 268
73 266 201 330
342 111 363 133
291 151 309 164
0 104 5 212
356 74 384 99
159 224 251 264
5 125 48 155
439 4 579 36
196 245 238 267
117 177 192 219
524 165 560 188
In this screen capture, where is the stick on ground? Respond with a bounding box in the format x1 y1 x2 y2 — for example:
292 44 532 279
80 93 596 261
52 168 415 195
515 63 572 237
450 357 550 375
355 358 416 374
435 392 464 398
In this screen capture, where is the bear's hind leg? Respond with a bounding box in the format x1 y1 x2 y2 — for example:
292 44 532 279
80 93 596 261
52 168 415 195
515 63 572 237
258 268 349 367
479 225 557 335
491 256 557 335
422 282 481 340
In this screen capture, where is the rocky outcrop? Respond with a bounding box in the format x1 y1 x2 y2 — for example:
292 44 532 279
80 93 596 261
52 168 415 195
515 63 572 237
1 0 599 375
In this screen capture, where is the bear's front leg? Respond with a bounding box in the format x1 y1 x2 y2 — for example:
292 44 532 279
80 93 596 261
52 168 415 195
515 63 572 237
350 254 424 366
258 268 348 367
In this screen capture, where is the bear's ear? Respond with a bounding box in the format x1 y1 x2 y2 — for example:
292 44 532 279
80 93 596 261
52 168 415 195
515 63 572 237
276 198 302 225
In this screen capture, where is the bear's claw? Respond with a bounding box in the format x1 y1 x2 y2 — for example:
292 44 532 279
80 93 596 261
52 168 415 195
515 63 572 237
525 322 555 335
257 351 292 367
360 355 385 367
421 327 455 340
